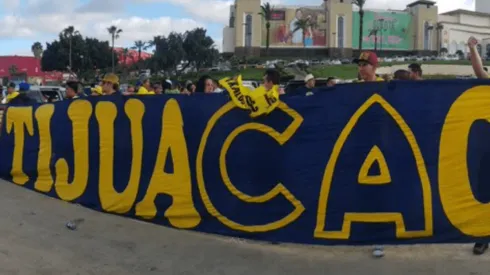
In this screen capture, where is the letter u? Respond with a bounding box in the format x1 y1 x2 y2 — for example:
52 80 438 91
96 99 145 213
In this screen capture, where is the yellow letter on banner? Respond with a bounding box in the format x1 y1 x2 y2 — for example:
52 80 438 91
135 99 201 229
96 99 145 214
54 100 92 201
6 107 34 185
219 75 248 109
196 102 305 232
315 94 433 239
439 86 490 236
34 104 55 192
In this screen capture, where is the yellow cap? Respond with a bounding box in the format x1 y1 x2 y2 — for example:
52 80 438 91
102 73 119 85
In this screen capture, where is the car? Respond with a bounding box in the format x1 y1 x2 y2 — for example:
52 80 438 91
341 58 352 64
330 59 341 65
242 80 259 89
394 56 405 62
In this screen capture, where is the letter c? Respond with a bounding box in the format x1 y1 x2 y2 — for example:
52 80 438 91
196 102 305 232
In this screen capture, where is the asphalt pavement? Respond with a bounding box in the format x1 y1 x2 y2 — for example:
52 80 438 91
0 179 488 275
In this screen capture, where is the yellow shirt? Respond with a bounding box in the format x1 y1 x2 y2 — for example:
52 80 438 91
6 92 19 103
137 86 155 95
355 77 385 82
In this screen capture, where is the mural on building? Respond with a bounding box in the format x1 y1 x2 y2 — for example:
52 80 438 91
352 11 413 50
262 8 327 47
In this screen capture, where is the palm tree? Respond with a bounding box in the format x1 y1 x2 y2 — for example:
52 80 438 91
63 26 80 69
259 2 272 56
131 40 149 62
107 25 123 72
31 42 43 59
294 18 315 57
353 0 367 52
8 65 18 76
368 29 379 52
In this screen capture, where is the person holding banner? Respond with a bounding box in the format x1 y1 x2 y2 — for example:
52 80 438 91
354 51 385 258
101 73 121 96
353 51 384 83
468 35 489 256
263 69 281 93
290 74 316 96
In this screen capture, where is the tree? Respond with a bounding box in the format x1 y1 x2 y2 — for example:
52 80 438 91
42 31 115 73
293 18 315 57
440 47 448 55
259 2 272 56
181 28 219 72
107 25 123 73
455 50 464 58
368 29 378 52
31 42 43 59
353 0 367 52
62 26 80 69
131 40 148 62
8 65 18 75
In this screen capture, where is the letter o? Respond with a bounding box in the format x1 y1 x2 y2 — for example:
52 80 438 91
439 86 490 236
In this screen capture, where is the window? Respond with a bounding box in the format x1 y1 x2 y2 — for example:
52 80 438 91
486 44 490 57
477 44 482 56
245 14 252 47
337 16 344 48
450 41 457 54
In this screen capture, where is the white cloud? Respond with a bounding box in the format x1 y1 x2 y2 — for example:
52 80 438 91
1 0 20 10
93 17 203 45
134 0 233 24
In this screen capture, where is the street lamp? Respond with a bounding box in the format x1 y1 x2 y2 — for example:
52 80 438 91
378 18 385 53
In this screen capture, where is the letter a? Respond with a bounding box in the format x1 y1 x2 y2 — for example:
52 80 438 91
315 94 433 240
135 99 201 229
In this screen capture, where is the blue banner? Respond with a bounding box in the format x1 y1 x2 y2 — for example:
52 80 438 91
2 80 490 245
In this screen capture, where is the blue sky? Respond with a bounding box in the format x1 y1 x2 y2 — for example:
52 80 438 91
0 0 474 56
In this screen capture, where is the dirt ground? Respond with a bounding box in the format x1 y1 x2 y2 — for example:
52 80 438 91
0 179 489 275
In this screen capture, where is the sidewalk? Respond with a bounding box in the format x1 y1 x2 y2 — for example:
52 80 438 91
0 179 488 275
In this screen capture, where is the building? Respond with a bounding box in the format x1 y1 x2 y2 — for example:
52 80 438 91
222 0 439 58
0 56 44 85
114 48 152 66
438 9 490 57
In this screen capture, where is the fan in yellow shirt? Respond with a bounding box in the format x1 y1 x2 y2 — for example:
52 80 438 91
136 78 155 95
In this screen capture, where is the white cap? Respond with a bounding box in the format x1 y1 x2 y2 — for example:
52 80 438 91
304 74 315 82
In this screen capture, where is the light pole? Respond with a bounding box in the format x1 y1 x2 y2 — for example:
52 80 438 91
378 19 385 54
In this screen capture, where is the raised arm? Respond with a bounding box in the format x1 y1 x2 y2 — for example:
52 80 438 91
468 36 488 79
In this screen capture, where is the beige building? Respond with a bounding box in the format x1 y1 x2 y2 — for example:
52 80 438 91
438 9 490 57
223 0 439 58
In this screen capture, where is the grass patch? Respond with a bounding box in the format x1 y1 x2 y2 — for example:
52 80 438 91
179 60 478 81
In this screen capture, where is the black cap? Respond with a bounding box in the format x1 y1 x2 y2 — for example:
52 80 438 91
8 82 15 88
64 81 79 91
